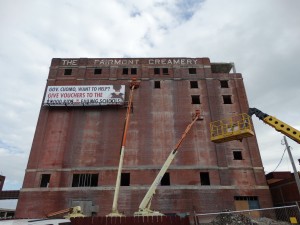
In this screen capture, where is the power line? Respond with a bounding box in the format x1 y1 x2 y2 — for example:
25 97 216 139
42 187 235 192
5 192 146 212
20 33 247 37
272 147 287 172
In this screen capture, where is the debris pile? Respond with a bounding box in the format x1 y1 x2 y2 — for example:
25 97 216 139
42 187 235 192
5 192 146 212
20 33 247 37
208 212 292 225
209 212 252 225
252 217 291 225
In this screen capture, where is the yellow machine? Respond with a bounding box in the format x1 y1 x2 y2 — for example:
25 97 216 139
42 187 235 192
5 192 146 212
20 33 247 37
210 108 300 144
47 206 85 219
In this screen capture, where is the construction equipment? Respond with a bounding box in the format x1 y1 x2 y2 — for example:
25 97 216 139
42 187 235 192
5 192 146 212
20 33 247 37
47 206 85 219
107 78 140 217
134 110 202 216
210 107 300 144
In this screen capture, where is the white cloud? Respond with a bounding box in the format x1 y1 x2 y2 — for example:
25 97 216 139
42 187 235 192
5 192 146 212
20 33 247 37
0 0 300 209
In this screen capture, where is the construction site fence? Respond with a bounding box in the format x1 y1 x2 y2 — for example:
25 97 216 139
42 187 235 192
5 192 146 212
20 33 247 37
194 205 300 225
71 215 190 225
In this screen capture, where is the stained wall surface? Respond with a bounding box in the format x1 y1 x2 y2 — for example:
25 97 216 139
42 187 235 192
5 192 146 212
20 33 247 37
16 58 273 218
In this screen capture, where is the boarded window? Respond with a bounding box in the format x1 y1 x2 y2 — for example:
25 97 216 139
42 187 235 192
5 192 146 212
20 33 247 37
121 173 130 186
154 81 161 89
220 80 229 88
72 174 98 187
233 151 243 160
234 196 260 210
189 68 196 74
94 68 102 75
64 69 72 75
223 95 232 104
40 174 51 188
161 173 170 186
191 95 201 104
200 172 210 185
190 81 198 88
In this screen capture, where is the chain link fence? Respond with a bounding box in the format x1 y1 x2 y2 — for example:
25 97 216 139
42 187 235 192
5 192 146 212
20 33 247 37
194 205 300 225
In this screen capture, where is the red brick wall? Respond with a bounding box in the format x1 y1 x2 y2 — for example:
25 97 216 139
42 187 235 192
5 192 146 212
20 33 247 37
16 58 272 218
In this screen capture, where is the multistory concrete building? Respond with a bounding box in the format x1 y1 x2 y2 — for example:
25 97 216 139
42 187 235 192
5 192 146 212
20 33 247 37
16 57 273 218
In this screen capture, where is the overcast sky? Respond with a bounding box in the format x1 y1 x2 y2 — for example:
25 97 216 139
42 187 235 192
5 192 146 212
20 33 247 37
1 0 300 209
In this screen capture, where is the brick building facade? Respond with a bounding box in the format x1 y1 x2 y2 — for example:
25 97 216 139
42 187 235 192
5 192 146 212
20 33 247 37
16 57 273 218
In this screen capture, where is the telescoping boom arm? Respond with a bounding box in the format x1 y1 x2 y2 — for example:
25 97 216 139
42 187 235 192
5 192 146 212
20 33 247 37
107 78 140 217
134 110 201 216
248 108 300 144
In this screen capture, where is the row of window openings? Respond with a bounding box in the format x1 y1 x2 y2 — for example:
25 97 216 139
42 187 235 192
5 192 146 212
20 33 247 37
154 80 229 89
64 68 198 76
190 95 232 104
40 172 211 188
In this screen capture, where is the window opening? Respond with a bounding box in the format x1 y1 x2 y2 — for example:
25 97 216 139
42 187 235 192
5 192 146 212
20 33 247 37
200 172 210 185
40 174 51 188
72 174 98 187
223 95 232 104
154 81 161 89
121 173 130 186
154 68 160 75
64 69 72 75
161 173 170 186
233 151 243 160
94 68 102 75
234 196 260 209
190 81 198 88
123 68 129 75
220 80 229 88
191 95 201 104
131 68 137 75
189 68 196 74
162 68 169 75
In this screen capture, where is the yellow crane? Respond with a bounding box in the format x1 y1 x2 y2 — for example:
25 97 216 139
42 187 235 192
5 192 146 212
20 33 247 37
210 107 300 144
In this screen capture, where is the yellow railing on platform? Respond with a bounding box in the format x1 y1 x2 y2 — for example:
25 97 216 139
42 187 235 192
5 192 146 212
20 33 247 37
210 113 254 143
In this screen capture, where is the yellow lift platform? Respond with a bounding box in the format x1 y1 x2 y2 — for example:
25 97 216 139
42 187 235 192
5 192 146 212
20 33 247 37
210 113 254 143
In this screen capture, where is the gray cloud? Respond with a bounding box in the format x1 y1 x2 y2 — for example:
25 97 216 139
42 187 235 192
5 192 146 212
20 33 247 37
0 0 299 208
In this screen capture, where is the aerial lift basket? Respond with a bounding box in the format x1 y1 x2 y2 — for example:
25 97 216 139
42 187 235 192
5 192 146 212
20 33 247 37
210 113 254 143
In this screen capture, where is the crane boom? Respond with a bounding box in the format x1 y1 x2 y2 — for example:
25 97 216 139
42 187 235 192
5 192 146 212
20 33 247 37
134 110 201 216
107 78 140 217
248 108 300 144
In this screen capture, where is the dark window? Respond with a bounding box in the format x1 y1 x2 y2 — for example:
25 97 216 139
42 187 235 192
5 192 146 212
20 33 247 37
40 174 51 188
123 68 129 75
189 68 196 74
94 68 102 75
223 95 232 104
190 81 198 88
191 95 201 104
131 68 137 75
233 151 243 160
162 68 169 75
72 174 98 187
154 68 160 75
200 172 210 185
64 69 72 75
161 173 170 186
121 173 130 186
154 81 161 89
220 80 229 88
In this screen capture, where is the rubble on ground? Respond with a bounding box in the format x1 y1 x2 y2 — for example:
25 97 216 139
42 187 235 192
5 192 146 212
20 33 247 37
207 211 292 225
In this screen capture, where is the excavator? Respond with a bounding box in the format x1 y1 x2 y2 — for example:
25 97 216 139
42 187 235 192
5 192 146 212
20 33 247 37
210 107 300 144
134 110 202 216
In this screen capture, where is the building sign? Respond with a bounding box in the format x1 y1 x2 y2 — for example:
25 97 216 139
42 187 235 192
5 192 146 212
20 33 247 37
44 85 125 106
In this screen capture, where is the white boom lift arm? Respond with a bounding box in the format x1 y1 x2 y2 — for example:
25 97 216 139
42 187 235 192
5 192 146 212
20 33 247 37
134 110 201 216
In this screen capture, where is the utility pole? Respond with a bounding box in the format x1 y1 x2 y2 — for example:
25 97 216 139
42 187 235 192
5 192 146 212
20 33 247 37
283 136 300 196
